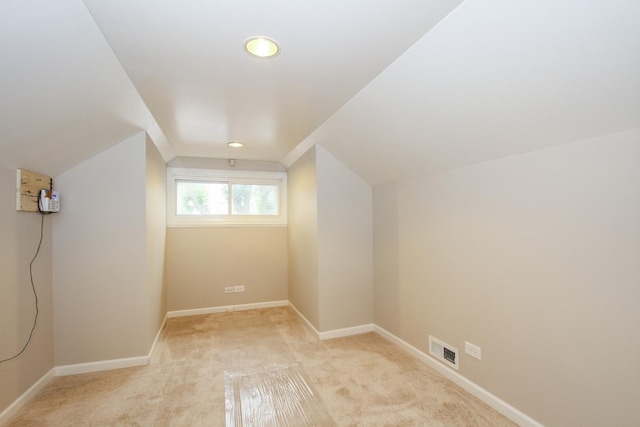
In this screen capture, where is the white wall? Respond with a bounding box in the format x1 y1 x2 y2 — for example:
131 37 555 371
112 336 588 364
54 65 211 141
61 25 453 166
373 129 640 427
53 133 149 365
0 165 54 414
317 146 373 332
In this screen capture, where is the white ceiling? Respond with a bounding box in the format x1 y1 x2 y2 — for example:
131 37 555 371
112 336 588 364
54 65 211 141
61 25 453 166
81 0 463 164
2 0 639 183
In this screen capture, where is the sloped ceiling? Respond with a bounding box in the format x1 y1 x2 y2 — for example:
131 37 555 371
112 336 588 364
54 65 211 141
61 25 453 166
1 1 639 183
0 0 171 177
81 0 463 164
289 0 640 184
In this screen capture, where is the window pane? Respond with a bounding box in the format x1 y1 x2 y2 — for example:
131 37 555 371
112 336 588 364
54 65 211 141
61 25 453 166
231 184 278 215
176 181 228 215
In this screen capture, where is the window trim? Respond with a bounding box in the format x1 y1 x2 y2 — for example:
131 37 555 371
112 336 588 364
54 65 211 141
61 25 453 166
167 167 287 227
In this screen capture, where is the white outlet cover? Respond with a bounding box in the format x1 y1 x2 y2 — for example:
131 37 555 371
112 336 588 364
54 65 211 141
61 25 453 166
464 341 482 360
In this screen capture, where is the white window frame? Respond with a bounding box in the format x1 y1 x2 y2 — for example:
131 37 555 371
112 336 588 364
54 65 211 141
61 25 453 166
167 167 287 227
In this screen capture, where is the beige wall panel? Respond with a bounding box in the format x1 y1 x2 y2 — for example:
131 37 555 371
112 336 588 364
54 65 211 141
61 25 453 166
372 182 400 333
146 136 167 344
0 165 54 413
286 147 319 329
373 129 640 426
316 146 373 332
166 227 288 311
53 133 148 365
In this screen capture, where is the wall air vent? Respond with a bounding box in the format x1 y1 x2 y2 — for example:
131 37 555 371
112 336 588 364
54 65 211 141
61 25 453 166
429 335 459 370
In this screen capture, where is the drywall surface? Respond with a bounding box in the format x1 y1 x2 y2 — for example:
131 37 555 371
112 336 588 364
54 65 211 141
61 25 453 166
166 226 287 311
316 146 373 332
287 146 320 329
53 133 148 365
146 136 167 343
168 157 286 173
0 165 54 414
373 129 640 426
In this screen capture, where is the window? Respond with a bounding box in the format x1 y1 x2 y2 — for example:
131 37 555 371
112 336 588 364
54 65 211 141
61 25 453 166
167 168 287 227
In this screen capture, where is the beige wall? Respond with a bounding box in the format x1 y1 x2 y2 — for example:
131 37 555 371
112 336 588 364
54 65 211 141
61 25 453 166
287 147 320 328
316 146 373 331
287 145 374 332
168 157 286 173
165 159 288 312
166 227 287 311
53 133 149 365
145 136 167 343
373 129 640 426
0 165 54 414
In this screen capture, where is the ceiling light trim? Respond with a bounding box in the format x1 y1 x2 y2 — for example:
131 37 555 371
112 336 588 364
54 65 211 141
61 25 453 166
244 36 280 59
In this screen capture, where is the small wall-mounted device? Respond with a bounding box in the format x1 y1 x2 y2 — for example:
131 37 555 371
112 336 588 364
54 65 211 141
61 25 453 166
38 189 60 213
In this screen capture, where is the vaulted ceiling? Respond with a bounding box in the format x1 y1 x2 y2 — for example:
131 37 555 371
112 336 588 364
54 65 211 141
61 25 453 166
2 1 639 184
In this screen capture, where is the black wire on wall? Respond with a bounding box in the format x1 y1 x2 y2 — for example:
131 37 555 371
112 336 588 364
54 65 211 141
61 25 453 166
0 212 46 364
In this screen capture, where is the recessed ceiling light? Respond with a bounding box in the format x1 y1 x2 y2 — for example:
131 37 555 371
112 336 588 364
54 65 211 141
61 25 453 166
228 141 244 148
244 36 280 59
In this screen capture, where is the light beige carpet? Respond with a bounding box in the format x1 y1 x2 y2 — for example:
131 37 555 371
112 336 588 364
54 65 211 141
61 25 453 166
7 307 516 426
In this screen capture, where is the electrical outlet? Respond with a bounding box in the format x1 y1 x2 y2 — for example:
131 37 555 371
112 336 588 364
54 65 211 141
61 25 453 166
224 287 235 293
234 285 245 292
465 341 482 360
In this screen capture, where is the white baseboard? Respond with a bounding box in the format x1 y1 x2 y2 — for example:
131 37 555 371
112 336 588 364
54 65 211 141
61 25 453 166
148 314 168 359
319 323 375 340
167 300 289 318
0 368 55 426
1 315 170 423
54 315 172 377
373 325 543 427
287 302 375 341
55 355 149 377
54 302 290 377
287 302 320 338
